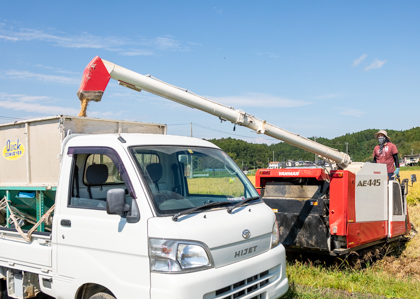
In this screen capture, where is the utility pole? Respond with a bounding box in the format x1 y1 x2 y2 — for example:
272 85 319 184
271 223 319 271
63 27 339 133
345 142 349 155
411 149 414 155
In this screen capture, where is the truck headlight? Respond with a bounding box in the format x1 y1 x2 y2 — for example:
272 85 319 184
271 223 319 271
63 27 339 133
149 238 213 273
271 219 280 248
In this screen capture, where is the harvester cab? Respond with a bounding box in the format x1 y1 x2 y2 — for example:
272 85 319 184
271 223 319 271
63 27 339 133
257 161 417 256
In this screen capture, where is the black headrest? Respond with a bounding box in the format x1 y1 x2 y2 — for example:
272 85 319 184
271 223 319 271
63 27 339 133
86 164 108 185
146 163 163 182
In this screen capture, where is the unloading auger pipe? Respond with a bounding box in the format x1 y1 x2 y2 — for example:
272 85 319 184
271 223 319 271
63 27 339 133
78 57 352 168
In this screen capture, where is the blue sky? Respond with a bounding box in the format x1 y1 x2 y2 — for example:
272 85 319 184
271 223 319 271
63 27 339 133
0 1 419 144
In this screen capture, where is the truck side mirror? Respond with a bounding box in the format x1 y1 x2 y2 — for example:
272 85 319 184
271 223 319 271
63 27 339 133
411 174 417 184
107 189 130 216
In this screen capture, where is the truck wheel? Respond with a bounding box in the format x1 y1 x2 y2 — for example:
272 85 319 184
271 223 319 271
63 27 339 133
89 292 116 299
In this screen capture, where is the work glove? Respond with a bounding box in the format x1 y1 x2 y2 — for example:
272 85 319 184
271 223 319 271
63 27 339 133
394 168 400 176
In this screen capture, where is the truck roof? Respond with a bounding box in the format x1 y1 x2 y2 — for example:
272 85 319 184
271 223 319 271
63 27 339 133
65 133 220 149
0 115 166 129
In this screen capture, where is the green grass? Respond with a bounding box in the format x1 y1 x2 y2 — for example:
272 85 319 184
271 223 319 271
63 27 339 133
400 165 420 171
284 261 420 299
282 283 387 299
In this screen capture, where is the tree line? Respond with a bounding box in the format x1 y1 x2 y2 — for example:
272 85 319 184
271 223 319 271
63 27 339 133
206 127 420 169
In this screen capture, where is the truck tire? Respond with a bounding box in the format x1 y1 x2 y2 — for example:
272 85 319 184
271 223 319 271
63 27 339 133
89 292 116 299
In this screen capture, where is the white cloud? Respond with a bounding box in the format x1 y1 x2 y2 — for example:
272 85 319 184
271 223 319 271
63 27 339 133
313 94 343 100
187 41 202 46
0 27 127 49
208 93 310 108
0 93 49 101
352 54 367 66
0 101 79 115
33 64 79 74
5 70 79 84
0 35 18 41
153 36 182 51
0 24 192 55
0 93 124 117
0 93 79 115
253 51 279 58
120 49 155 56
336 107 365 117
0 93 51 102
364 59 387 71
213 7 223 15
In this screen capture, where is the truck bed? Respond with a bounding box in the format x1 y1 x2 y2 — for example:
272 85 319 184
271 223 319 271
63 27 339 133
0 229 52 273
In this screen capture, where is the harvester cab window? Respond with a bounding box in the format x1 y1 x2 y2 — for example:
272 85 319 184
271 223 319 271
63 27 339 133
392 181 403 216
68 151 130 210
263 177 328 200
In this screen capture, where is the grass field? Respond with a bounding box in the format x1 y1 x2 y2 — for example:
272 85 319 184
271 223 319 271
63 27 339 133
186 176 245 197
247 170 420 298
400 169 420 205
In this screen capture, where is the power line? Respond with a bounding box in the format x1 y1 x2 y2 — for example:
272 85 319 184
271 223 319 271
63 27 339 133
168 122 276 143
192 122 276 143
192 123 252 139
0 115 25 120
167 123 191 126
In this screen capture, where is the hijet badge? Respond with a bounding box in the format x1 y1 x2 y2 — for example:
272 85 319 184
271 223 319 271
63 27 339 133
2 139 25 160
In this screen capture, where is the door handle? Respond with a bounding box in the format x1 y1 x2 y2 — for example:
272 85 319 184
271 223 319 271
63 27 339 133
60 219 71 227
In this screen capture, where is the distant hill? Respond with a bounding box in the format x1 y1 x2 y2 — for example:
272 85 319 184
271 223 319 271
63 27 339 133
206 127 420 168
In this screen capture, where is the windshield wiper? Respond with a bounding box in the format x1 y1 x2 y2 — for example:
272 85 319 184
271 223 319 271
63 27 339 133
172 201 232 221
227 196 260 214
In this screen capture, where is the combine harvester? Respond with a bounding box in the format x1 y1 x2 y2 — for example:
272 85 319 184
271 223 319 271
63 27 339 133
78 56 417 257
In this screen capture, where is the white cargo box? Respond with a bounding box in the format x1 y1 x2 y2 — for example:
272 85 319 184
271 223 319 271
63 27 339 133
0 115 166 187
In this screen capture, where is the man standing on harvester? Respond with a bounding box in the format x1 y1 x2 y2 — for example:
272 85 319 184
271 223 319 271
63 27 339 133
373 130 399 180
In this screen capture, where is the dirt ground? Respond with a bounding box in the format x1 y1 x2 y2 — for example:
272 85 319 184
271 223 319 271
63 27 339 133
372 204 420 281
378 256 420 281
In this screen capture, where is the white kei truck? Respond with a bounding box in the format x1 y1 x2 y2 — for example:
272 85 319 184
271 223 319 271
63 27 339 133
0 58 289 299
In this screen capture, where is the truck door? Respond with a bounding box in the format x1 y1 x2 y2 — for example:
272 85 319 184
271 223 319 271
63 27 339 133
54 147 150 298
388 181 407 238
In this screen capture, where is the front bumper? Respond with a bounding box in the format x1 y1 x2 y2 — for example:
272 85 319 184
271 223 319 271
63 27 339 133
151 244 288 299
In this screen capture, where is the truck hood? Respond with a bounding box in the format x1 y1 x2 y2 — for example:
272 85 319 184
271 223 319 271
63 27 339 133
147 202 276 268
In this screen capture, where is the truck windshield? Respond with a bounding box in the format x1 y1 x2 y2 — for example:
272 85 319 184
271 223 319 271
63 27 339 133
129 146 259 216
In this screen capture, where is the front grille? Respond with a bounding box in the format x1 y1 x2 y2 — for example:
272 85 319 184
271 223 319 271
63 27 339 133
207 266 280 299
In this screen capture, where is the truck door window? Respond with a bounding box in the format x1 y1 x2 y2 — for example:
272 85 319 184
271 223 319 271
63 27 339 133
68 150 132 210
83 154 124 185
